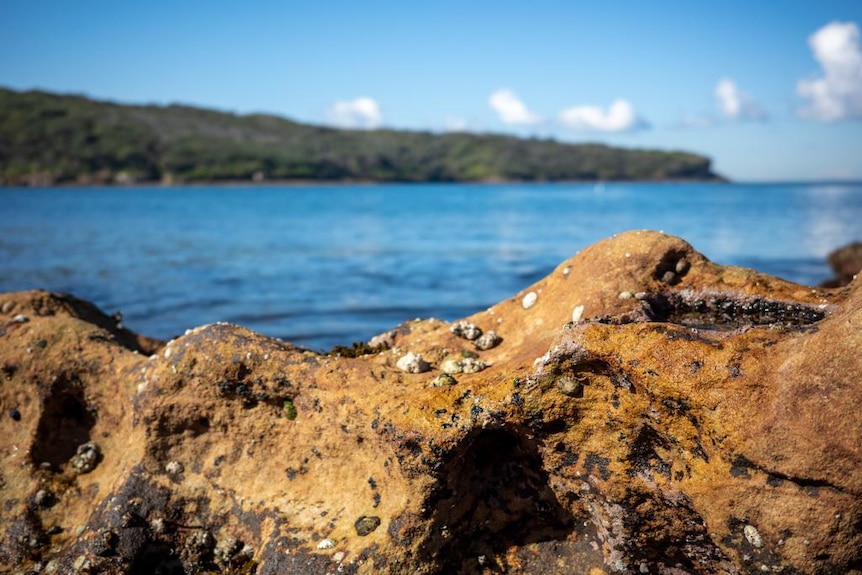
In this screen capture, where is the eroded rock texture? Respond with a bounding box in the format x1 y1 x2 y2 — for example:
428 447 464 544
1 231 860 575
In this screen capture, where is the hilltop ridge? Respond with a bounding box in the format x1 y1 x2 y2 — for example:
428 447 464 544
0 87 723 186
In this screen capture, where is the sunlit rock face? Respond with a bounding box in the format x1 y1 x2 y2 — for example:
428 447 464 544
1 231 859 575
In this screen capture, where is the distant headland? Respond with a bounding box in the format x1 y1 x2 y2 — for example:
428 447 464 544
0 87 724 186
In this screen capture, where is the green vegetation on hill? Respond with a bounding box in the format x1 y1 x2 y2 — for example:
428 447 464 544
0 88 722 185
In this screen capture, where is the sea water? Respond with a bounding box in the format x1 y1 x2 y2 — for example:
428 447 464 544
1 182 860 350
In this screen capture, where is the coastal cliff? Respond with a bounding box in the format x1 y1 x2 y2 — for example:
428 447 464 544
1 231 859 574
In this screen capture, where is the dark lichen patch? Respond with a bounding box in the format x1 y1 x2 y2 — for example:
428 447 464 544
626 425 672 479
584 454 611 480
327 340 390 358
730 455 754 479
766 475 784 487
691 440 709 463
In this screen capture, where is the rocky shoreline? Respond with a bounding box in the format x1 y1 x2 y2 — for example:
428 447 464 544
1 231 860 574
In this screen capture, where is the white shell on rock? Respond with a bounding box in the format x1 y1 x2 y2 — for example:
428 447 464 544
743 524 763 548
522 291 538 309
450 321 482 341
316 538 336 550
440 357 488 374
396 352 431 374
474 330 501 350
572 305 585 323
441 359 463 374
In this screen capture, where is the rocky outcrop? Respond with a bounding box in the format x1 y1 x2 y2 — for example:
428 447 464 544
822 241 862 287
1 231 859 575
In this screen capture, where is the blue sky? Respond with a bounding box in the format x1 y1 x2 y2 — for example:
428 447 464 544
2 0 861 181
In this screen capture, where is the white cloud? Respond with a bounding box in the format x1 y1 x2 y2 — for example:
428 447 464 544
326 97 383 129
715 78 767 121
558 99 647 132
489 89 542 125
797 21 862 121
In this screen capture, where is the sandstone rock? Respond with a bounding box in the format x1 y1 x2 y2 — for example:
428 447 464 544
0 231 859 575
822 240 862 287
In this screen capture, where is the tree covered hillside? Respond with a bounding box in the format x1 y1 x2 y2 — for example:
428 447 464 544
0 88 722 185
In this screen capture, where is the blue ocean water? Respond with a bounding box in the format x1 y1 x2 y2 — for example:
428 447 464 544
1 182 860 350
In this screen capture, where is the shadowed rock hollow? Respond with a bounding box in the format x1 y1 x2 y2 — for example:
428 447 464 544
1 230 859 575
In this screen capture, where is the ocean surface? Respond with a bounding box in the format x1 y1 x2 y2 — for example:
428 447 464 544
1 182 860 351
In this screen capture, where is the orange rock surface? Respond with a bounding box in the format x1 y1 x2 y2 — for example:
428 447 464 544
1 231 859 574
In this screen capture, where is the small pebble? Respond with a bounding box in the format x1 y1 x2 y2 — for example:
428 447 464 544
562 266 571 277
1 301 14 314
522 291 538 309
675 259 690 274
396 352 430 374
618 291 633 300
333 551 345 562
662 271 677 283
474 331 501 351
11 314 29 324
744 524 763 548
634 292 648 300
354 515 381 536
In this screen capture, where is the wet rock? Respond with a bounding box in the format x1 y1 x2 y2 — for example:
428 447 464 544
0 231 858 575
